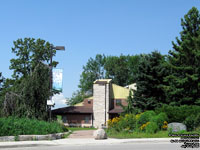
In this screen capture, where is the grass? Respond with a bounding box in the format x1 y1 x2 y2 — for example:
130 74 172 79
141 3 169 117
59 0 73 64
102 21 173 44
68 127 96 132
106 130 200 139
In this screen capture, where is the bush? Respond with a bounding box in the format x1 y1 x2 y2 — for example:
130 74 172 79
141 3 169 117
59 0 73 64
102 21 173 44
155 105 200 123
0 117 68 136
107 111 169 134
145 122 158 134
150 112 168 130
184 113 200 131
107 114 137 132
137 111 156 127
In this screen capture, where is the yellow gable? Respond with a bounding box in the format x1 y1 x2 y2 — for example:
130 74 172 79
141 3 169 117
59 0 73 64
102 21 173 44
111 84 130 99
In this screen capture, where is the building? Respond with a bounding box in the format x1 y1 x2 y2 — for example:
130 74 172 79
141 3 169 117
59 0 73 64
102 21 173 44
52 79 135 128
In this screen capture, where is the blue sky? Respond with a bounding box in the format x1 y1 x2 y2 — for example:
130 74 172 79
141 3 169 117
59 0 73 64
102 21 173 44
0 0 199 108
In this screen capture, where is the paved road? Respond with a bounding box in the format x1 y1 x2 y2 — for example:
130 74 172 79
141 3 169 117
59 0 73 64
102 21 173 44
69 130 96 138
2 143 189 150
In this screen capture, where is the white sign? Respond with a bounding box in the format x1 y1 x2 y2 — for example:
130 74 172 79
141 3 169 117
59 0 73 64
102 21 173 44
53 69 63 92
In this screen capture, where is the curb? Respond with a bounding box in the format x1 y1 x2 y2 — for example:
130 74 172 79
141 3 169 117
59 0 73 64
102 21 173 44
0 132 70 142
0 138 173 148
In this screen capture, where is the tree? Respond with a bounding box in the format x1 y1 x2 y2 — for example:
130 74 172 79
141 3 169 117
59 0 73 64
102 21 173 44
127 55 141 84
66 90 89 106
79 54 106 93
121 90 139 114
1 38 58 119
10 38 57 79
104 55 129 86
21 63 50 119
164 7 200 105
133 51 168 110
105 55 141 86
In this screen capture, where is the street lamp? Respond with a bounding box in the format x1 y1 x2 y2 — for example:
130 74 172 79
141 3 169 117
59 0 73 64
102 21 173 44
48 45 65 121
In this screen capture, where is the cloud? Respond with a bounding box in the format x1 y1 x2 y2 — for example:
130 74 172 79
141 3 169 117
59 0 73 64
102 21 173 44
52 93 67 109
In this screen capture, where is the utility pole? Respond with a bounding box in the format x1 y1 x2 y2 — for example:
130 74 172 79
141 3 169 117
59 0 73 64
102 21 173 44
48 45 65 121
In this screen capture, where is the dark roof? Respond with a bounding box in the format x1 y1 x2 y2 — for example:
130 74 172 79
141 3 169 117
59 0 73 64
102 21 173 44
94 81 108 84
108 108 124 114
52 106 93 114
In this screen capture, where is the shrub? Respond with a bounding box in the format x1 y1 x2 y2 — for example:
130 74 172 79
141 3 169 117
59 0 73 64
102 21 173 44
107 111 169 134
145 122 158 134
107 114 137 132
184 113 200 131
137 111 156 127
155 105 200 123
0 117 68 136
150 112 168 130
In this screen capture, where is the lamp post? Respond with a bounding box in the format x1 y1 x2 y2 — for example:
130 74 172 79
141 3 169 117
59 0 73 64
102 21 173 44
48 45 65 121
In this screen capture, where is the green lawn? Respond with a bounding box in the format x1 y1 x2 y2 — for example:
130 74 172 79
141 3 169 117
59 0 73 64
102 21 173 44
68 127 96 132
106 130 200 139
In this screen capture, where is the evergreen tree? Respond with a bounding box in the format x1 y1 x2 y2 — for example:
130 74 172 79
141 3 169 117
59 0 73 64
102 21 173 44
133 51 168 110
164 7 200 105
121 90 139 114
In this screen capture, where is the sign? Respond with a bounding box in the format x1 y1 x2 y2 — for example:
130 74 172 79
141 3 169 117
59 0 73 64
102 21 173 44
53 68 63 92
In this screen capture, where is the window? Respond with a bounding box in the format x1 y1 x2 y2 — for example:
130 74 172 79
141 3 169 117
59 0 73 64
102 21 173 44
116 99 122 106
62 116 67 123
88 100 91 104
85 116 90 124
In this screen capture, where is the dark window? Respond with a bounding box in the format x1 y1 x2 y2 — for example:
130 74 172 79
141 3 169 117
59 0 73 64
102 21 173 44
85 116 90 124
88 100 91 104
116 99 122 106
62 116 67 123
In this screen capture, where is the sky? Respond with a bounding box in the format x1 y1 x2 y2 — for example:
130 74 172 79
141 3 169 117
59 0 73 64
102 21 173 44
0 0 199 109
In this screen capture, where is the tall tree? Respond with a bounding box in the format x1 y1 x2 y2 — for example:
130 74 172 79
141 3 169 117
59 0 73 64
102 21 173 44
127 55 141 84
79 54 106 93
21 63 50 119
10 38 57 79
104 55 129 86
164 7 200 105
1 38 58 119
133 51 168 110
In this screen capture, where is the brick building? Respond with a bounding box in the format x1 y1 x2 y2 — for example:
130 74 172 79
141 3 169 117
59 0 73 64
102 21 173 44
52 79 136 128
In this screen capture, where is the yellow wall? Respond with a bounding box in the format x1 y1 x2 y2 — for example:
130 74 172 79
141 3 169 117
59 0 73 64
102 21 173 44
111 84 129 99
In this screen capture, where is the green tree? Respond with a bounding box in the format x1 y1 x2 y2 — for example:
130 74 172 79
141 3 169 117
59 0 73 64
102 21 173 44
1 38 58 119
164 7 200 105
133 51 168 110
127 55 141 84
121 90 140 114
79 54 106 93
66 90 89 106
10 38 57 79
104 55 129 86
104 55 141 86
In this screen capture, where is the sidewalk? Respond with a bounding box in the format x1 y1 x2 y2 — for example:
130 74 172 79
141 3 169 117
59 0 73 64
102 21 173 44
68 130 96 138
0 138 172 148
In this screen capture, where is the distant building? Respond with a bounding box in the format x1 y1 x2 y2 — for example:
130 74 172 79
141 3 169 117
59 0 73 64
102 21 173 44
52 79 135 128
